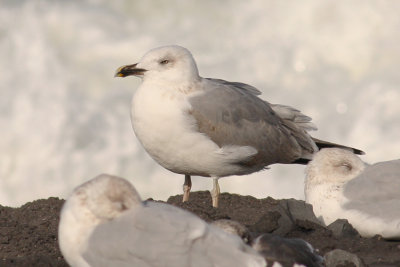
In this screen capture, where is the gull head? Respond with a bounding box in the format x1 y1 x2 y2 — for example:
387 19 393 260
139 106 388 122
79 174 142 220
58 174 142 267
305 148 367 186
212 219 251 244
61 173 142 225
115 45 200 84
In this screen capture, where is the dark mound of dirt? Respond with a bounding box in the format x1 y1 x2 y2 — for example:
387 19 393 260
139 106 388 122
0 197 67 267
1 191 400 266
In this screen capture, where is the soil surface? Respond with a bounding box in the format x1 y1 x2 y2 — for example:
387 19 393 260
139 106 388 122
1 191 399 267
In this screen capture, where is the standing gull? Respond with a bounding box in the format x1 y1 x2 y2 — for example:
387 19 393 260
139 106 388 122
305 148 400 239
58 174 266 267
115 45 363 207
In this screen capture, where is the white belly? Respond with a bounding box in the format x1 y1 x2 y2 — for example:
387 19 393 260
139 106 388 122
305 184 345 226
131 82 250 177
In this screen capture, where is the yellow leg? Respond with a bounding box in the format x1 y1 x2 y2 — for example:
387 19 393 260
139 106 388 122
182 174 191 202
211 177 220 208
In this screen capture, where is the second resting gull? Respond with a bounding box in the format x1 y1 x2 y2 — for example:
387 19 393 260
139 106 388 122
115 45 363 207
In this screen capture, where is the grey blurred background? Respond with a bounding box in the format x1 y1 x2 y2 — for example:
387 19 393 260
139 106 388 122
1 0 399 206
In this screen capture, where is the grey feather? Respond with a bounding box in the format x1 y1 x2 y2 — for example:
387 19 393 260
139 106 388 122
343 159 400 221
83 201 265 267
206 78 262 96
270 104 317 131
188 78 317 168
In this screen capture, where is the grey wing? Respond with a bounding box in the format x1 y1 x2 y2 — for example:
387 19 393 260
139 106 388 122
206 78 262 95
83 203 204 267
344 159 400 220
270 104 317 132
189 78 317 167
84 202 265 267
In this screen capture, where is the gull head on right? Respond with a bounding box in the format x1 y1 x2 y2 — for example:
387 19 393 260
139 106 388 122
305 148 366 187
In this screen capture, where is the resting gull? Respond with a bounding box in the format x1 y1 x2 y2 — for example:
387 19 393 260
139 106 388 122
305 148 400 239
115 45 363 207
58 174 266 267
212 219 323 267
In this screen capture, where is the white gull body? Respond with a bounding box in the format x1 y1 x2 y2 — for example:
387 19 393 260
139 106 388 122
58 174 266 267
131 72 261 177
305 148 400 239
116 45 362 207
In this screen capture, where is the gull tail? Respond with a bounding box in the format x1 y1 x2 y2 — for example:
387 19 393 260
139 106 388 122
312 138 365 155
293 138 365 164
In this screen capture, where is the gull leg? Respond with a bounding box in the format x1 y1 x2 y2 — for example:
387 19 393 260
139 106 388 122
182 174 192 202
211 177 220 208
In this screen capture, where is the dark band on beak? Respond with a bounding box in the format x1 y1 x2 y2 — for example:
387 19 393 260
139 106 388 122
115 63 147 77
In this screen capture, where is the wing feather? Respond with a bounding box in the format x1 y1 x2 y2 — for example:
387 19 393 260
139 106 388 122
188 78 317 167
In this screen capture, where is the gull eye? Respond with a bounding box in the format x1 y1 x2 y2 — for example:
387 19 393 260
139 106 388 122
335 161 352 172
160 59 169 65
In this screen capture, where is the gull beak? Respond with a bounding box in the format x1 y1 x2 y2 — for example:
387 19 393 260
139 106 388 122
114 63 147 77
